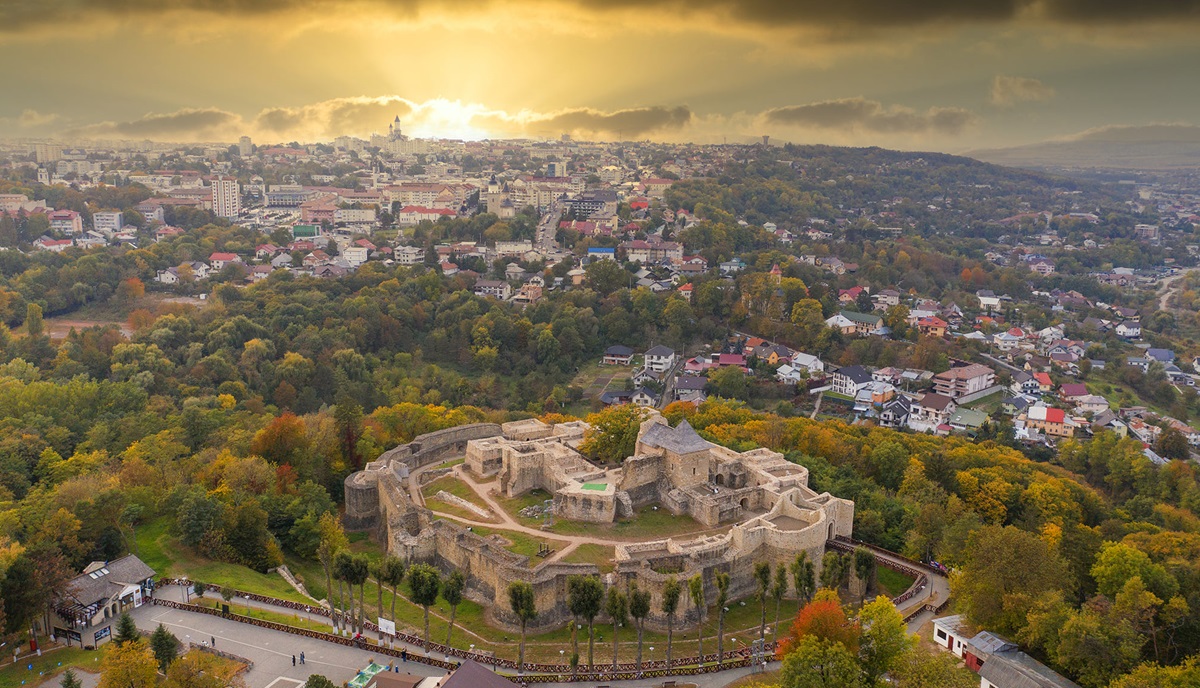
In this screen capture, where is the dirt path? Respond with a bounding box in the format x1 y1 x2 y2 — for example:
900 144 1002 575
1157 269 1195 312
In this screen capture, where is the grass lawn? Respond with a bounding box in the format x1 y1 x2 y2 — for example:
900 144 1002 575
494 489 555 525
723 670 778 688
560 544 616 573
0 644 111 688
469 526 568 565
877 568 918 598
547 507 712 540
421 476 498 522
136 516 312 604
192 598 332 633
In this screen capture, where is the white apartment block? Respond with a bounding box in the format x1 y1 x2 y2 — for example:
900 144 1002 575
92 211 124 235
212 176 240 219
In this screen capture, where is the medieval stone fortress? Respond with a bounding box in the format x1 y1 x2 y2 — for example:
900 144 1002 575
344 413 854 634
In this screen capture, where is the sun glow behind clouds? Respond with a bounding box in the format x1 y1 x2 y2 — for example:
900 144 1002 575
405 99 497 140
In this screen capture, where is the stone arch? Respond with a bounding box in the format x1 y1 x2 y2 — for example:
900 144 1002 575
715 474 725 486
740 497 749 509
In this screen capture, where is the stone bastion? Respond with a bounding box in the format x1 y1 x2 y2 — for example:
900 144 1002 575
343 414 854 635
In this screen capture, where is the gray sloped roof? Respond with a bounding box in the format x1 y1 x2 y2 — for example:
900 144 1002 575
645 345 676 357
65 555 156 606
640 419 713 454
979 650 1081 688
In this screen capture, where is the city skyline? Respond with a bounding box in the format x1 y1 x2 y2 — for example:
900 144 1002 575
3 1 1200 152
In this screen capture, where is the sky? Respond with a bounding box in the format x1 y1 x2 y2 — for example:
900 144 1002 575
3 0 1200 152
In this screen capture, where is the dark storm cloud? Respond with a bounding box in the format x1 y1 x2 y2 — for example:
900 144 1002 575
7 0 1200 34
66 108 241 139
523 106 692 137
763 98 977 135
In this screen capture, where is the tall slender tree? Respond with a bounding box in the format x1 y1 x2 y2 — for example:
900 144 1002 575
853 547 877 603
381 556 407 633
443 570 466 646
607 587 627 670
661 576 682 668
688 575 705 661
771 564 789 644
318 514 348 632
334 551 355 634
792 551 815 605
628 583 652 673
754 562 771 643
715 573 730 664
350 554 371 634
407 563 442 653
568 575 604 670
507 581 537 674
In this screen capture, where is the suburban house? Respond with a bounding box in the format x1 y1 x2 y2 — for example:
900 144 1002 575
208 252 242 271
602 345 635 366
473 279 512 300
790 352 825 375
932 363 996 400
835 310 884 336
830 365 874 398
1116 321 1142 339
879 395 912 428
1022 406 1075 438
1010 371 1040 395
909 393 957 432
53 555 156 648
644 345 677 373
673 375 708 403
1058 383 1089 403
631 387 660 408
917 316 949 338
1033 372 1053 393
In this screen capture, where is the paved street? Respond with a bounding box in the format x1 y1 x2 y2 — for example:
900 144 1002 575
129 597 446 688
127 584 777 688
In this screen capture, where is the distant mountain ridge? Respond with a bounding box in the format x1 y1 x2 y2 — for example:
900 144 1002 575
968 124 1200 170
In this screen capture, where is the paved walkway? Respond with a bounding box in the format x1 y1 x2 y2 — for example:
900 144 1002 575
131 596 445 688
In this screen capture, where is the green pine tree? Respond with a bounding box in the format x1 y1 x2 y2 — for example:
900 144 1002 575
115 612 141 645
149 623 180 671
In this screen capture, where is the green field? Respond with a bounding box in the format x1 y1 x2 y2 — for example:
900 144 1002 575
877 567 918 598
422 475 499 522
547 507 712 540
560 544 617 572
0 645 110 688
136 517 311 603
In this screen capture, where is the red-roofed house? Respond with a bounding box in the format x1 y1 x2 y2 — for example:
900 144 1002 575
1033 372 1053 393
48 209 83 235
1024 406 1074 438
678 283 693 301
917 316 949 338
838 286 865 304
209 252 242 270
1059 383 1090 402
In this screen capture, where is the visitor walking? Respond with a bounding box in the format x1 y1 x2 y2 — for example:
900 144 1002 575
300 652 305 665
292 655 296 666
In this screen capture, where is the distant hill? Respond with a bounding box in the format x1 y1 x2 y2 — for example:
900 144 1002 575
968 124 1200 171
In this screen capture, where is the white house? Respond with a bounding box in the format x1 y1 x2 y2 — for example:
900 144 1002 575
1116 321 1142 339
342 245 369 267
209 252 242 271
830 365 873 397
473 279 512 300
790 352 825 375
644 345 677 373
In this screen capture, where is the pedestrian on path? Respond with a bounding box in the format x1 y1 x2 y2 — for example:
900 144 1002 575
401 649 408 663
300 652 305 665
292 655 296 666
211 636 216 647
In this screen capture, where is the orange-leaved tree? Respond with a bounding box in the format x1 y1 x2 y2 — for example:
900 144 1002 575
776 589 860 659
